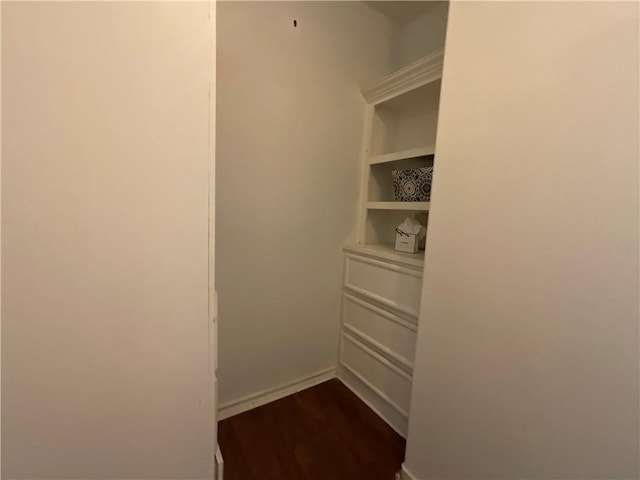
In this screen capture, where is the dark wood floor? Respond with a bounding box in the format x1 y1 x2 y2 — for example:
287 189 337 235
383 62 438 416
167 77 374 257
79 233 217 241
218 378 405 480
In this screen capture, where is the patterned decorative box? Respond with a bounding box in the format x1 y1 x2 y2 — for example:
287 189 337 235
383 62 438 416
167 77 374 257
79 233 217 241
392 166 433 202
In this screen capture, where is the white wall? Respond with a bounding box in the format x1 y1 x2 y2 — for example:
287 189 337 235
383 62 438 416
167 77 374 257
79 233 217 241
392 2 449 70
404 2 639 479
216 1 396 407
2 3 214 479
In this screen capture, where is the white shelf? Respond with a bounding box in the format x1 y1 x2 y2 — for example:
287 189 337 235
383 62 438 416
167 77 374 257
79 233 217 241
343 243 425 268
367 201 430 211
369 146 435 165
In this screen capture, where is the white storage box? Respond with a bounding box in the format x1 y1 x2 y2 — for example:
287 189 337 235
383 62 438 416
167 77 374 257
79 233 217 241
395 231 419 253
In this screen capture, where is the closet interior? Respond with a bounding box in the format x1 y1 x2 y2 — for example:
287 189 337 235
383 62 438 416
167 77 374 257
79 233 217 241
216 0 449 469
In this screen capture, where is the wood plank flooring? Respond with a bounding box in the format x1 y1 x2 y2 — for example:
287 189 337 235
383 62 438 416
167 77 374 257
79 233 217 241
218 378 406 480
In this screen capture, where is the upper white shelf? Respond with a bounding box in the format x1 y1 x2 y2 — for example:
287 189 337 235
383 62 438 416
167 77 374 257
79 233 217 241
367 201 430 212
369 146 435 165
362 49 444 106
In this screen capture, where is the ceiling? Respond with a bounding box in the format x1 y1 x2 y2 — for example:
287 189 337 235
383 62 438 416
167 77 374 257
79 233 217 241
364 1 443 26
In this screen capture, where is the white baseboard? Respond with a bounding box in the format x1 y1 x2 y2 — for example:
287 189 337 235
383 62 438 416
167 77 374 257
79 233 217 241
215 445 224 480
401 464 418 480
217 367 336 420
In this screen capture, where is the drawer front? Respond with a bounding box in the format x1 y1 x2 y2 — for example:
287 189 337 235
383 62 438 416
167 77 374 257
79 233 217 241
344 254 422 318
340 333 412 416
342 293 417 370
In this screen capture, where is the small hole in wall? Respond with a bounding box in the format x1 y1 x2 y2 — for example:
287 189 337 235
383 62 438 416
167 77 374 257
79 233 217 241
293 20 297 27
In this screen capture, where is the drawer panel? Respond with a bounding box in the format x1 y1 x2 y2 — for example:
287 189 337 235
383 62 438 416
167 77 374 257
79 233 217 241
344 254 422 317
338 365 408 437
342 293 417 369
340 333 412 416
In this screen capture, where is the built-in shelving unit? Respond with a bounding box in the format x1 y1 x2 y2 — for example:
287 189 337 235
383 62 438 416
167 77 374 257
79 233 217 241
338 48 446 438
355 49 444 253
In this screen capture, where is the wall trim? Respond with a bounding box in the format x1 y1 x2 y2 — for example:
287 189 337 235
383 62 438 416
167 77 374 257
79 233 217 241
401 464 418 480
215 445 224 480
362 49 444 105
218 367 336 420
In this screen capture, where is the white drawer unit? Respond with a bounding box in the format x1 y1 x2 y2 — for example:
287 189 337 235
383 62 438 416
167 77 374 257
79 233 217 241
344 253 423 318
340 333 413 416
338 245 423 437
342 293 417 372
